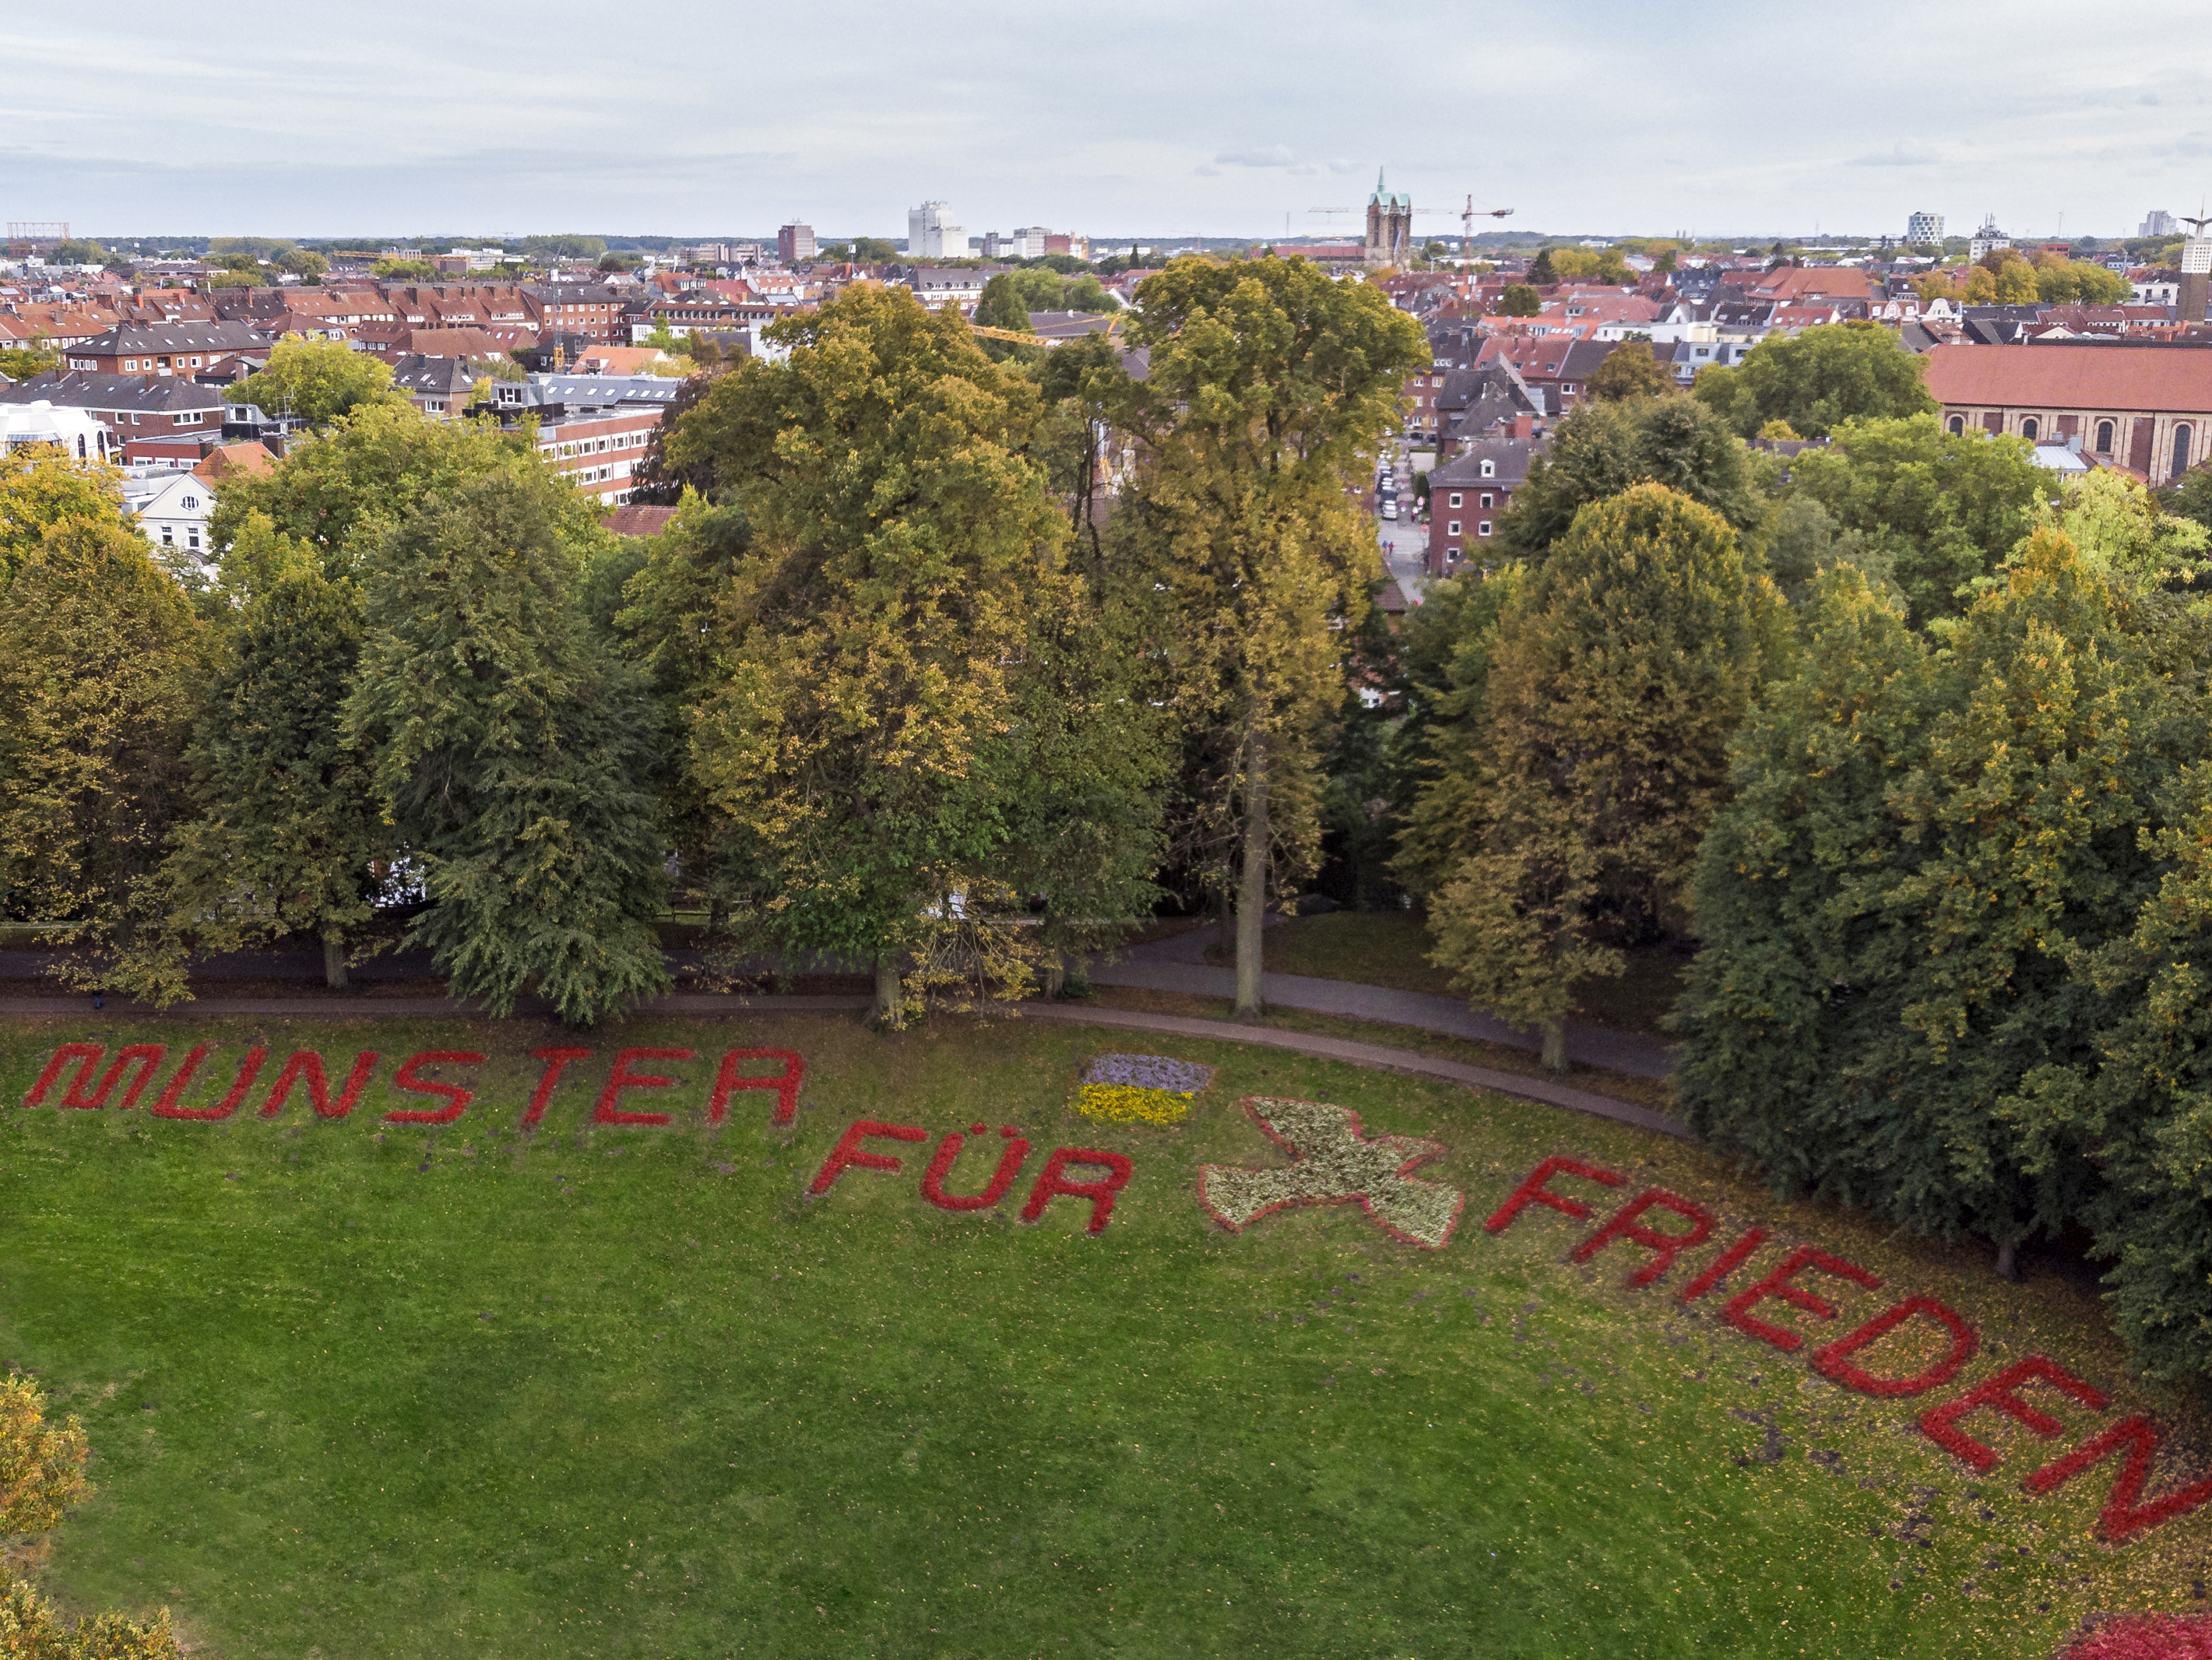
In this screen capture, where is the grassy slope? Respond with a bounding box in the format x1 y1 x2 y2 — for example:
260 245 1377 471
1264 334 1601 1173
0 1010 2204 1658
1226 912 1692 1039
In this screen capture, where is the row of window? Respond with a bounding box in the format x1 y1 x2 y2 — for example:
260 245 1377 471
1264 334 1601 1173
1445 521 1493 538
1943 412 2194 470
1444 490 1497 508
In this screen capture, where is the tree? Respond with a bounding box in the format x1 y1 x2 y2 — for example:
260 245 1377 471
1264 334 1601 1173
972 273 1034 334
0 340 59 382
371 258 436 280
1682 533 2186 1278
1527 248 1560 287
1498 393 1761 561
1693 321 1936 438
1960 266 1999 304
657 284 1155 1021
2170 461 2212 533
1584 339 1672 401
1496 283 1541 317
206 401 528 575
1122 255 1427 1014
224 336 405 428
0 519 207 989
1427 484 1782 1068
276 247 329 280
132 515 392 997
1995 260 2040 304
0 446 128 594
1784 413 2047 628
0 1371 181 1658
342 464 670 1025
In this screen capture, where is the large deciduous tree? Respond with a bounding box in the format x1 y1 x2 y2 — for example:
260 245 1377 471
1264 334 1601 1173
224 335 407 429
1690 320 1936 438
343 464 669 1025
1429 484 1783 1068
0 518 208 988
657 282 1163 1022
1121 255 1426 1014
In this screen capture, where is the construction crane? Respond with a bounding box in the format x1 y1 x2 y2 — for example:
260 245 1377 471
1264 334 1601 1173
967 315 1125 350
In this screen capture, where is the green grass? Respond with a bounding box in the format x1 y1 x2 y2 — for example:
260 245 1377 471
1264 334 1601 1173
0 1010 2202 1658
1216 912 1691 1039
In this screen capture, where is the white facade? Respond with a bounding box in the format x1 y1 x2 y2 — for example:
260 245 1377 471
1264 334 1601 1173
132 470 215 567
0 401 114 462
1906 210 1944 245
1969 218 2012 262
2143 210 2179 238
907 201 966 260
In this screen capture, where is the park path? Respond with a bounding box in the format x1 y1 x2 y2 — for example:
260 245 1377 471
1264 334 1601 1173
1089 921 1678 1081
0 987 1684 1142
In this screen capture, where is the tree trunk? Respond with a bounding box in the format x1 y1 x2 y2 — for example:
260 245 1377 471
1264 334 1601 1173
1540 1019 1568 1073
874 953 905 1026
1234 730 1268 1018
1996 1239 2020 1282
1043 949 1066 1000
1215 884 1234 959
322 933 348 990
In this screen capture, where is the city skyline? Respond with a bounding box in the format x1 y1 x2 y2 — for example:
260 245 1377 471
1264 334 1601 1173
4 1 2210 240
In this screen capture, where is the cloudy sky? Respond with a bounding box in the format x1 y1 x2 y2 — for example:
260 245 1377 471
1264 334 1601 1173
5 1 2207 242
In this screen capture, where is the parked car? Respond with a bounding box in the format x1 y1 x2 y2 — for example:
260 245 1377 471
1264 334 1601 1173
1381 501 1398 521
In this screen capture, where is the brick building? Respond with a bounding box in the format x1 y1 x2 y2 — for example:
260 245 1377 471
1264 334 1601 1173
1922 343 2212 482
1425 438 1539 575
62 322 271 376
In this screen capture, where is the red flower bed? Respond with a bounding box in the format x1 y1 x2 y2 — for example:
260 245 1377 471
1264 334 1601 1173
921 1126 1030 1212
2066 1613 2212 1658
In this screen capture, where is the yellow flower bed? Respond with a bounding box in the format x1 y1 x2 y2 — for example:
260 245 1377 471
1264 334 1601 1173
1074 1083 1196 1127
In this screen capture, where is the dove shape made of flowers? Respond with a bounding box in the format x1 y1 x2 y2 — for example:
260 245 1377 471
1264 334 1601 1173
1197 1096 1465 1250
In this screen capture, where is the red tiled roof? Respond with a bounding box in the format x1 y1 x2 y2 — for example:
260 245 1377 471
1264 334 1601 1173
604 504 677 537
1923 344 2212 413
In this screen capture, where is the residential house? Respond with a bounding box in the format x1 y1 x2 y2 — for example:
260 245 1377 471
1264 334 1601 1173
1426 439 1539 575
1922 343 2212 481
388 353 483 417
62 322 272 376
0 399 116 462
130 470 216 564
522 283 626 343
0 369 228 441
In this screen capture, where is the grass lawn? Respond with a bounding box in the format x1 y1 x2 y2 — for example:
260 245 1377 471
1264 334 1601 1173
1217 912 1693 1041
2 1009 2205 1658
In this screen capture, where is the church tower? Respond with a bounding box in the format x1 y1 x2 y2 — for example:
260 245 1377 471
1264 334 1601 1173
1366 169 1411 268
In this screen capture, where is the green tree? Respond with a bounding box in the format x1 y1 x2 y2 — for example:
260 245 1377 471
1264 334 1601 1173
206 401 527 575
0 519 207 988
44 238 109 266
131 515 391 997
1683 532 2189 1276
1428 484 1783 1068
343 465 670 1025
0 447 128 594
276 247 329 280
1584 339 1672 401
2166 461 2212 533
370 258 437 280
1693 320 1936 438
1498 393 1761 561
1995 260 2040 304
972 273 1035 334
1122 255 1427 1014
0 339 59 382
659 283 1149 1020
1527 248 1560 287
1784 413 2047 628
225 336 405 429
1496 283 1541 317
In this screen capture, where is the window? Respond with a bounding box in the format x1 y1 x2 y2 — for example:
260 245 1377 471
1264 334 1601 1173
1448 491 1462 508
1946 413 1965 435
160 525 173 544
1477 521 1493 537
2021 417 2039 441
1481 492 1494 508
187 528 200 550
1447 521 1461 536
1480 459 1495 478
2096 419 2115 453
130 413 140 425
2179 424 2196 476
181 496 198 510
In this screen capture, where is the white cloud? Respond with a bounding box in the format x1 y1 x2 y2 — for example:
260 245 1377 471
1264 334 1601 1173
1213 146 1298 168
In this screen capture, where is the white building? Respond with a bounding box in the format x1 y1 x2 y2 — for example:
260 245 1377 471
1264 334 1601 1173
1968 217 2012 262
907 201 967 260
2143 209 2179 238
1906 210 1944 245
0 400 115 462
129 470 215 567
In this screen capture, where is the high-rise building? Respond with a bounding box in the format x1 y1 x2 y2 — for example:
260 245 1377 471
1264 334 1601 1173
1366 168 1411 268
2181 219 2212 323
2143 209 2179 238
1906 210 1944 245
907 201 967 260
777 223 816 264
1968 216 2012 262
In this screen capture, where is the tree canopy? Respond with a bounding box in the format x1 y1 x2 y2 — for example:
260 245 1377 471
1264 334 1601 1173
224 336 406 428
1692 321 1936 438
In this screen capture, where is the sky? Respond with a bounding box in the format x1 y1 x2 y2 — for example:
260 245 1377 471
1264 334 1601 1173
5 1 2210 243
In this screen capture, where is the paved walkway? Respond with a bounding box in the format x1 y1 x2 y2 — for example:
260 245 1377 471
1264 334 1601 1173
1090 922 1677 1081
0 990 1684 1143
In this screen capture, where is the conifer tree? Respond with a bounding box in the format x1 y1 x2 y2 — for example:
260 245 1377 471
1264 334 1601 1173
343 464 669 1025
1429 484 1782 1067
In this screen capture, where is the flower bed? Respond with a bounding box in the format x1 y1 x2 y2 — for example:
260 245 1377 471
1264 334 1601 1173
1073 1053 1214 1127
2066 1613 2212 1658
